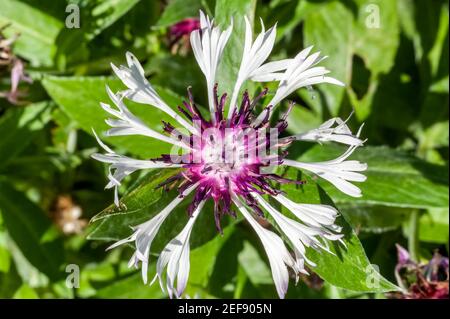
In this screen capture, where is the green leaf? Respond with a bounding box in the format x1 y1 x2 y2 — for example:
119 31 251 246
237 239 276 298
235 236 328 298
188 227 234 288
215 0 257 109
296 144 449 209
302 1 349 117
286 104 323 135
303 0 399 118
82 262 116 282
0 268 21 298
87 169 228 252
144 53 205 99
0 181 64 280
276 169 399 292
205 226 247 298
55 0 141 70
419 208 449 244
42 75 187 158
0 244 11 273
338 204 412 233
89 0 141 39
12 284 39 299
414 0 449 79
238 240 273 286
430 76 449 93
95 265 164 298
156 0 204 28
5 235 49 288
0 0 63 66
260 0 308 45
0 102 52 169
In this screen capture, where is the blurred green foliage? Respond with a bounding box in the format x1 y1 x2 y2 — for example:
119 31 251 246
0 0 448 299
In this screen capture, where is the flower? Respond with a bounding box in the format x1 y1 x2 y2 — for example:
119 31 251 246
92 11 367 298
390 244 449 299
0 25 32 105
168 18 201 55
281 113 365 147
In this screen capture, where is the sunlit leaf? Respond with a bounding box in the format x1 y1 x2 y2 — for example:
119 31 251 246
0 0 63 66
0 181 65 280
0 102 52 169
296 144 449 209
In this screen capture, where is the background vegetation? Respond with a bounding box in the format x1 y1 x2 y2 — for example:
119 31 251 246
0 0 448 298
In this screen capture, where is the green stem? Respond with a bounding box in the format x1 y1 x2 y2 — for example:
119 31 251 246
408 210 420 262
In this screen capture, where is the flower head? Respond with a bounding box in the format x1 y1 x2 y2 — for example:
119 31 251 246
168 18 201 55
92 11 367 298
170 18 201 41
391 244 449 299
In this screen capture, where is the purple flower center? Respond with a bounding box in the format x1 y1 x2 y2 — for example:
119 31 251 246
156 84 301 232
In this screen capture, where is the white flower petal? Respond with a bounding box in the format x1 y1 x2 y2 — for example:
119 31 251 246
282 146 367 198
250 59 293 79
199 10 212 29
191 10 233 120
228 17 278 119
106 183 199 285
91 131 183 206
250 72 284 82
254 194 316 269
154 200 205 298
112 52 196 134
253 47 344 126
274 194 338 228
233 196 296 299
176 241 191 297
101 86 191 149
264 194 344 256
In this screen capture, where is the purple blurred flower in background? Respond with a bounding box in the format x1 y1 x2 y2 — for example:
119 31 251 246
392 244 449 299
168 18 200 55
0 25 32 105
